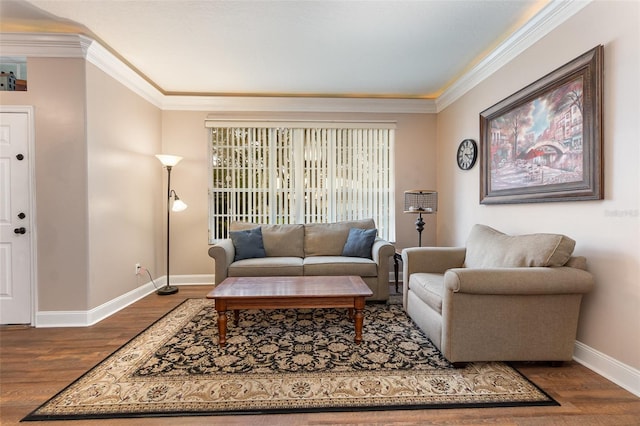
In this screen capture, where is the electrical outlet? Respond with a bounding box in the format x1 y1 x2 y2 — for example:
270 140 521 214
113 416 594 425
135 263 141 275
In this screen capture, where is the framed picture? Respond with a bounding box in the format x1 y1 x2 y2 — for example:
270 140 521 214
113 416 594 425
479 45 603 204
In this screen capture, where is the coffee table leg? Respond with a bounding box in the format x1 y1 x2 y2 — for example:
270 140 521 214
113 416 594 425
354 297 365 344
216 300 227 347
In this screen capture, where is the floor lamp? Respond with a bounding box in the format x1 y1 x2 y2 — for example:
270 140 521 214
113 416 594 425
403 190 437 247
156 154 188 296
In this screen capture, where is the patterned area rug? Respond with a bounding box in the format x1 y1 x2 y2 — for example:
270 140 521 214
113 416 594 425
23 299 557 420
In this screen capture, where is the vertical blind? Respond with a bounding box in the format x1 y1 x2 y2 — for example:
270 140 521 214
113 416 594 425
206 120 395 243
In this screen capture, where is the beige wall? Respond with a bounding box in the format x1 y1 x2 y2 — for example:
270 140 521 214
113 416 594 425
160 111 211 276
85 63 162 307
436 1 640 369
0 58 163 311
0 57 90 311
161 110 437 276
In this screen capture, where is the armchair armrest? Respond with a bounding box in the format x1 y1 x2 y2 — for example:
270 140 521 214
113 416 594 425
208 239 235 285
444 266 595 295
402 247 466 275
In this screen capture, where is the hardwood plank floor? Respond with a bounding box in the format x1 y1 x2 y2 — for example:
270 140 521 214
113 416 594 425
1 285 639 425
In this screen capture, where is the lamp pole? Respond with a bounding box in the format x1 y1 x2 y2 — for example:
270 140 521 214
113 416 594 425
158 163 179 295
415 212 424 247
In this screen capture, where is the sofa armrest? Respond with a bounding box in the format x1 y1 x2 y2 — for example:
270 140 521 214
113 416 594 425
371 238 395 264
444 266 595 295
370 237 395 301
402 247 466 275
208 239 235 285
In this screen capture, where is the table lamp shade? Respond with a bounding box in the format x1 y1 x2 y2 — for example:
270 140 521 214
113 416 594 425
404 190 437 214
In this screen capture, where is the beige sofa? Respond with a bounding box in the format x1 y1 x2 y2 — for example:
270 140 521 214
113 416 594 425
402 224 595 364
208 219 395 301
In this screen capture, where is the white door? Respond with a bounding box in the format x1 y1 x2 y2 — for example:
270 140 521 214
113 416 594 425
0 110 34 325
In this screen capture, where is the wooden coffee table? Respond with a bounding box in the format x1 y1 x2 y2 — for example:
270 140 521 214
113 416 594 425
206 275 373 347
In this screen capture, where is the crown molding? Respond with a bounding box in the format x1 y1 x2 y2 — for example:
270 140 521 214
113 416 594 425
0 32 90 57
83 38 164 108
0 32 165 107
436 0 592 112
162 95 437 114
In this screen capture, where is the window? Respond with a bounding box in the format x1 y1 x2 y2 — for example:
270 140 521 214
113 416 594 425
206 120 395 243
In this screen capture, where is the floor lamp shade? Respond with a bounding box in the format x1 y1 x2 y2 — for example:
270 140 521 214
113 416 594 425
156 154 187 296
403 190 437 247
156 154 182 167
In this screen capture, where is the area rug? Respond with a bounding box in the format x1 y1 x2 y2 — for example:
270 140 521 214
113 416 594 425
23 299 557 421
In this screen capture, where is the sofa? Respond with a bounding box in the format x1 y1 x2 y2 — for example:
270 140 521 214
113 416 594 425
402 224 595 364
208 219 395 301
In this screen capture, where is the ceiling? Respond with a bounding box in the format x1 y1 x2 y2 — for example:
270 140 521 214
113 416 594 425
1 0 550 99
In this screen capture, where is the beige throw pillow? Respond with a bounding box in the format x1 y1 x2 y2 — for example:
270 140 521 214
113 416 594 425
304 219 376 257
464 224 575 268
229 222 304 257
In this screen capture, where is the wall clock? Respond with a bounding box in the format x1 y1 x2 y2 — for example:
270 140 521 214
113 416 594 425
457 139 478 170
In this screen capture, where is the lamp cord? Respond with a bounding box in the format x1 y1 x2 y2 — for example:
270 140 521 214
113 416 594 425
138 267 161 290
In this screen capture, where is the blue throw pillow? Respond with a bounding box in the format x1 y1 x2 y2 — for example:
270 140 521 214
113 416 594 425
342 228 377 259
230 227 266 261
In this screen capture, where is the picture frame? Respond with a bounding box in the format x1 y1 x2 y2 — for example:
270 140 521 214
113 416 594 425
479 45 603 204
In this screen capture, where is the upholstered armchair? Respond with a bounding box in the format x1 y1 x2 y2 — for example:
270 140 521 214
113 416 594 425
402 224 595 364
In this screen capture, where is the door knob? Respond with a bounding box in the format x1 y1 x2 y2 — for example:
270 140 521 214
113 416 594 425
14 227 26 234
16 154 24 161
18 212 26 219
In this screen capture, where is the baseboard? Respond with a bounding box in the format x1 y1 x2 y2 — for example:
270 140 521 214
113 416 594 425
573 340 640 397
163 274 215 285
35 274 214 328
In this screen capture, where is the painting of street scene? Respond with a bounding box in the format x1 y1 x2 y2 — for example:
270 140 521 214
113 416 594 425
488 75 584 191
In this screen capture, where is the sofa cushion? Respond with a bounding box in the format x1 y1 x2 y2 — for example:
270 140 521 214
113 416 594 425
464 224 576 268
230 222 304 258
229 227 266 261
304 219 376 256
303 256 377 277
408 273 444 314
342 228 377 258
228 257 303 277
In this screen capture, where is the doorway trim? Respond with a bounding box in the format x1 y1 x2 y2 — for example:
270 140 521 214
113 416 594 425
1 105 37 326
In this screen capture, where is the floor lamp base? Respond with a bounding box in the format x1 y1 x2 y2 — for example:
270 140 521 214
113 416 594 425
157 285 179 296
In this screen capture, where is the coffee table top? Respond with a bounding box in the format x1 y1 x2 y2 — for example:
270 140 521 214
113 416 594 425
207 276 372 299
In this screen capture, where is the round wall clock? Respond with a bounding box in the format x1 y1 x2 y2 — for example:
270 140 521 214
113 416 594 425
456 139 478 170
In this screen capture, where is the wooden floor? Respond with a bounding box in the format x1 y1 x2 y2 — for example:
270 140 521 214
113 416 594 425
1 285 639 426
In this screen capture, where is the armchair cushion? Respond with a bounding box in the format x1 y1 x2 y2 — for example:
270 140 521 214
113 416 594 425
408 273 445 313
464 224 575 268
